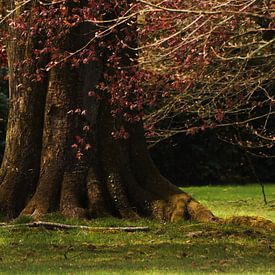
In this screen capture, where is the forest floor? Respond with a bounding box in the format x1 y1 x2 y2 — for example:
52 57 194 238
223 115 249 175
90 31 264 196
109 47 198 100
0 184 274 274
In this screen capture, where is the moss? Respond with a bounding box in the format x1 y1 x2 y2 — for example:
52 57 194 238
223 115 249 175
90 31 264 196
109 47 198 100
225 216 275 231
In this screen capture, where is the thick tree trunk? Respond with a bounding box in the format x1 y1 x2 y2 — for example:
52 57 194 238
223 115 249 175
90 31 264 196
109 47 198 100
0 1 217 223
0 0 47 218
21 66 77 216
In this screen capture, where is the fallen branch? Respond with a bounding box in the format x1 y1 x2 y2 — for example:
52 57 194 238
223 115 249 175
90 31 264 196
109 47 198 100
0 221 150 232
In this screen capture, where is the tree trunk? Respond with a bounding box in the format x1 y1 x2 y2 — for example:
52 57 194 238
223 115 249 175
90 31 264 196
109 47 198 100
0 1 217 223
0 0 47 218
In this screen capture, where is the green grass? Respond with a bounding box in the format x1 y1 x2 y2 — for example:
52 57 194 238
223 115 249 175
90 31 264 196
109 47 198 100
183 183 275 221
0 184 274 274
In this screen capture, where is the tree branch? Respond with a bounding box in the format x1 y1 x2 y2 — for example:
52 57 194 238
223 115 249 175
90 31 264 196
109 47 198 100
0 221 150 232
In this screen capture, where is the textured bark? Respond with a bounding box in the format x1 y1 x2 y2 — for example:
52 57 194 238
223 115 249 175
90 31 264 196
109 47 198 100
0 1 217 223
21 66 76 216
60 158 88 219
0 0 47 218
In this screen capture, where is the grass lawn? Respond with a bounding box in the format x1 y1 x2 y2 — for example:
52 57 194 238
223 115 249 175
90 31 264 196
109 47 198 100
183 183 275 221
0 184 274 274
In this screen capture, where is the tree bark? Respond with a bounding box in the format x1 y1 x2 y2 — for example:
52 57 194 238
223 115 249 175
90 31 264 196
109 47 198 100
0 0 47 218
0 1 217 223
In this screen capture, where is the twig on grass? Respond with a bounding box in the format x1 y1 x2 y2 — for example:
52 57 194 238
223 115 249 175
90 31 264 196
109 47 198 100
0 221 150 232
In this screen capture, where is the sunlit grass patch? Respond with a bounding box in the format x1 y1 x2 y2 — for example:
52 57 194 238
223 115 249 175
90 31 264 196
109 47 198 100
183 184 275 221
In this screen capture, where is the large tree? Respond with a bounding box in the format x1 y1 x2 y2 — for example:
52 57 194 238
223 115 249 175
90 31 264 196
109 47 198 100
0 0 216 222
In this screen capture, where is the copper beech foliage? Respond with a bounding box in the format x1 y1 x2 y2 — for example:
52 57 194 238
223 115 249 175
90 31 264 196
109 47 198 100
137 0 274 155
0 0 274 155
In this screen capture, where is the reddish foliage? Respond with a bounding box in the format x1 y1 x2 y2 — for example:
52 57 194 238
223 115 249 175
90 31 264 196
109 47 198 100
0 0 274 155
